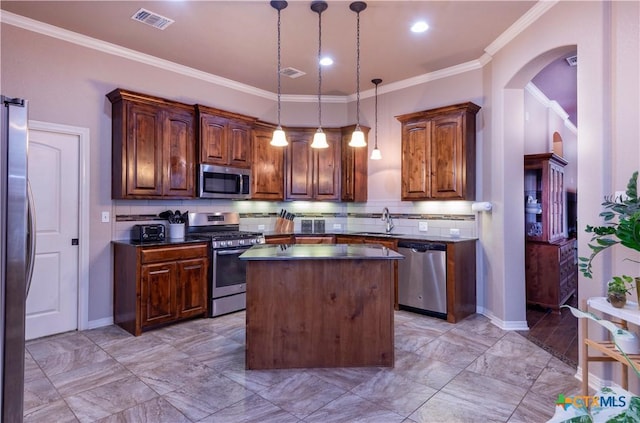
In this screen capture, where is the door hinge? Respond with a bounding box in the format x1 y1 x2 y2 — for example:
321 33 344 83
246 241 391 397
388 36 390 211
71 238 79 246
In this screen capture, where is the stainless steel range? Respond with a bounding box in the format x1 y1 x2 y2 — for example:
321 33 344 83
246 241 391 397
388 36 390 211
187 212 264 317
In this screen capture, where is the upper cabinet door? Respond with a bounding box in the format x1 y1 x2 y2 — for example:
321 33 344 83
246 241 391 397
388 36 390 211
340 125 368 202
199 113 228 165
251 124 284 200
227 123 253 168
430 113 463 199
315 130 341 200
196 105 256 168
285 131 314 200
125 102 164 197
401 120 431 200
163 107 195 197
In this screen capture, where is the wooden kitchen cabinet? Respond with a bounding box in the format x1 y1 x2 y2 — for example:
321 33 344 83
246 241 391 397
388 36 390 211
251 122 285 200
294 235 335 244
285 128 341 201
113 241 209 336
396 102 480 200
524 153 568 243
336 235 400 309
107 89 196 199
264 234 294 244
196 105 256 168
525 238 577 311
341 125 369 202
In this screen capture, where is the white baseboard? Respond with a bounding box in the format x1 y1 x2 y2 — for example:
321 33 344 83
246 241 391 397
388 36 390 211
477 307 529 330
85 316 114 330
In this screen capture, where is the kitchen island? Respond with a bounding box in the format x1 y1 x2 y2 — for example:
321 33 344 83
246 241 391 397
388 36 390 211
240 244 403 370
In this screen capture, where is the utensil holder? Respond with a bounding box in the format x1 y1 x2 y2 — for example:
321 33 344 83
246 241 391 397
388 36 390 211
275 217 294 233
168 223 185 239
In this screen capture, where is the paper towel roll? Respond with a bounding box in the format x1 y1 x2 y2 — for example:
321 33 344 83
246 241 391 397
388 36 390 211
471 202 492 212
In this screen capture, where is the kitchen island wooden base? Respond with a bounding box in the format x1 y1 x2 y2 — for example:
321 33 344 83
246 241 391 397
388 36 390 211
244 245 400 370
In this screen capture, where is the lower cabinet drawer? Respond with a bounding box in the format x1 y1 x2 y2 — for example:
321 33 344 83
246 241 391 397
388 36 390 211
141 244 208 263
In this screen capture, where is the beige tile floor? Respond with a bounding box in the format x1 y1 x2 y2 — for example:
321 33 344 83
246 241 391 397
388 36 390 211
23 311 581 422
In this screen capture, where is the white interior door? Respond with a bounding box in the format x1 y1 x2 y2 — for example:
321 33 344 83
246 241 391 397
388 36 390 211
26 128 80 340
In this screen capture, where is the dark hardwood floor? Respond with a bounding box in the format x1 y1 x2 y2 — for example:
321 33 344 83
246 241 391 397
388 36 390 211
518 295 579 367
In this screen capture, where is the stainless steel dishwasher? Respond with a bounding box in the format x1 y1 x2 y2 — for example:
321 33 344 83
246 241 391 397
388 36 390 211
397 241 447 319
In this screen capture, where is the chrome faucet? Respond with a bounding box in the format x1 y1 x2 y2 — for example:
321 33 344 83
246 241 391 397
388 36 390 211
381 207 394 233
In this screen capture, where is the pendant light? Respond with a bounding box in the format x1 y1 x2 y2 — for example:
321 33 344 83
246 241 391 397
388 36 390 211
310 1 329 149
349 1 367 148
270 1 288 147
370 78 382 160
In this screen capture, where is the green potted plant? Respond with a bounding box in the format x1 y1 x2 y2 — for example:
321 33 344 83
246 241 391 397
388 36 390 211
606 275 634 308
579 170 640 304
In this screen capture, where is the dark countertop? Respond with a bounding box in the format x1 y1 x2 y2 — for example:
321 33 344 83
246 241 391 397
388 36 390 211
111 236 209 248
239 244 405 261
262 231 477 243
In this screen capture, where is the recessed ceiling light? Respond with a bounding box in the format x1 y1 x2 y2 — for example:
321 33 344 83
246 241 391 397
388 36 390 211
320 57 334 66
411 21 429 33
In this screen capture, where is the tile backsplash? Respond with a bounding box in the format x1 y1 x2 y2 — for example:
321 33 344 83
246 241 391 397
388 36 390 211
112 199 478 240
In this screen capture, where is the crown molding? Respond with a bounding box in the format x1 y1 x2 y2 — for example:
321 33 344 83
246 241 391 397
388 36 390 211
485 1 559 57
526 82 575 133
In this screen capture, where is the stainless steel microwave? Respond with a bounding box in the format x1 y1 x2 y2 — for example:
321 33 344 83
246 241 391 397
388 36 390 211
198 164 251 199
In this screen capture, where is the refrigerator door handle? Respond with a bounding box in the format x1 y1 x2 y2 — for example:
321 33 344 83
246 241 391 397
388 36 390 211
26 179 36 296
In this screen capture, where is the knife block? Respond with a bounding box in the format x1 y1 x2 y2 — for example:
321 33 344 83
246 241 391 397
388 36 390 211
274 217 294 233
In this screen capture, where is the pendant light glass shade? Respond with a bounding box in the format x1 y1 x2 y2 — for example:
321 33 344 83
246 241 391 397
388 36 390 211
349 1 367 148
270 1 288 147
311 128 329 149
311 1 328 149
349 126 366 147
370 78 382 160
271 126 288 147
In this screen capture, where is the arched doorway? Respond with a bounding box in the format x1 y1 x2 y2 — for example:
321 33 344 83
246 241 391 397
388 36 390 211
504 45 578 363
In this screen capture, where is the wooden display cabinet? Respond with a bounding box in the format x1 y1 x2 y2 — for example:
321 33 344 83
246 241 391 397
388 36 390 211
524 153 568 243
524 152 575 311
113 242 209 336
525 238 577 311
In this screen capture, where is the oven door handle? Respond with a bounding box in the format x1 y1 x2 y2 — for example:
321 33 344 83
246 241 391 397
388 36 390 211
216 248 251 256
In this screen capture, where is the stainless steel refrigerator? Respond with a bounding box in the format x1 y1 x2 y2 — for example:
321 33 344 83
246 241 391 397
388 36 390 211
1 96 35 422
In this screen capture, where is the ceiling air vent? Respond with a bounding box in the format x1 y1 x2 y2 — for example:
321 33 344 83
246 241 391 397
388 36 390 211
565 55 577 67
280 67 306 79
131 8 175 30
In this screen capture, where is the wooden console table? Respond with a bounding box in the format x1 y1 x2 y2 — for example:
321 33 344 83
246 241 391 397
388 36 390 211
581 297 640 395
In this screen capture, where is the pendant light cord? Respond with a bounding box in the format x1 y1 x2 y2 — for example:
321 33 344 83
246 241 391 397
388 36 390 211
355 10 361 126
277 8 282 127
317 8 323 128
374 81 378 148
